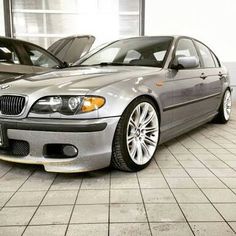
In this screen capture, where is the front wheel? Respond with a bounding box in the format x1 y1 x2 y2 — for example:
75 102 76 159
111 97 159 171
214 89 232 124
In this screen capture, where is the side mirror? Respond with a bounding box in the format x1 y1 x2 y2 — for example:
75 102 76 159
172 56 199 70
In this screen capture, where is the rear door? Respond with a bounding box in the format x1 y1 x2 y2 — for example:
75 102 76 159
47 35 95 65
193 40 223 112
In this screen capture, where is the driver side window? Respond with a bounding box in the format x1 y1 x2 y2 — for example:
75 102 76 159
175 39 200 68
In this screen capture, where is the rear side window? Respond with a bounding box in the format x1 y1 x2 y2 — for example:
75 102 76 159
195 41 215 68
23 44 59 68
0 43 20 64
211 52 220 67
174 39 200 68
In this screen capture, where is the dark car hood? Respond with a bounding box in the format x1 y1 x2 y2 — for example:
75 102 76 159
0 66 162 95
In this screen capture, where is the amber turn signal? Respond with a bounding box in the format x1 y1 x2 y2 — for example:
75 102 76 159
81 97 105 112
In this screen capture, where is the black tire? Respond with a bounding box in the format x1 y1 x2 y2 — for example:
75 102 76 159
213 89 232 124
111 96 159 172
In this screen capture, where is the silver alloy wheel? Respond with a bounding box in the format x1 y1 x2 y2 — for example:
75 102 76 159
223 90 232 121
126 102 159 165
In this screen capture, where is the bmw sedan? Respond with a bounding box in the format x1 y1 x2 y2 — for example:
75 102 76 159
0 36 232 173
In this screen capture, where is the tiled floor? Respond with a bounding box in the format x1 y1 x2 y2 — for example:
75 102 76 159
1 106 236 236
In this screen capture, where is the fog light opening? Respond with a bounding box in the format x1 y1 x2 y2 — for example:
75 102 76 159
62 145 78 157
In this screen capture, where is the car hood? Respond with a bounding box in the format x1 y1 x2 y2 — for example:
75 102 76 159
0 66 162 96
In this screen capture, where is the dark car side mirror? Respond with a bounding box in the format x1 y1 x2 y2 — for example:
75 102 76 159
171 56 199 70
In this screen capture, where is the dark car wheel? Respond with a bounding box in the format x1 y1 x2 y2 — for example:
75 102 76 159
111 97 159 171
214 89 232 124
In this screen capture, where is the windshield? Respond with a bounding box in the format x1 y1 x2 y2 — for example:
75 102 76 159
78 37 173 68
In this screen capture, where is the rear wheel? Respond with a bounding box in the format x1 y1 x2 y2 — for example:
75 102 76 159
111 97 159 171
214 89 232 124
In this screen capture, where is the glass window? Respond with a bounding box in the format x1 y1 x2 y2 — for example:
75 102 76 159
174 39 199 68
12 0 140 49
0 43 20 64
124 50 141 63
211 52 220 67
195 41 215 68
80 37 173 67
23 44 59 68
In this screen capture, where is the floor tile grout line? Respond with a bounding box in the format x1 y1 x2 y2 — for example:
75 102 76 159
153 156 196 236
20 173 58 236
108 169 111 236
64 175 84 236
0 166 14 179
0 168 36 212
136 171 153 236
168 141 236 234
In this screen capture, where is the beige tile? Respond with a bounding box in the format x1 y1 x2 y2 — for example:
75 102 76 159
24 225 67 236
76 190 109 204
139 177 168 188
19 171 56 191
137 168 163 178
0 192 14 207
150 223 193 236
228 222 236 231
220 178 236 188
186 169 215 178
110 204 147 223
111 177 139 189
0 207 36 226
110 223 151 236
203 189 236 203
81 177 110 190
193 177 227 189
157 160 182 169
214 204 236 221
30 205 72 225
111 189 142 203
180 203 223 221
50 174 82 190
7 191 45 207
166 178 197 189
180 160 205 169
161 169 188 178
146 203 185 222
67 224 108 236
0 226 25 236
210 169 236 178
190 222 235 236
142 189 176 203
42 190 77 205
71 204 108 223
172 189 209 203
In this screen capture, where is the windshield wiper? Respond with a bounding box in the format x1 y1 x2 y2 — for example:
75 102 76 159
81 62 136 67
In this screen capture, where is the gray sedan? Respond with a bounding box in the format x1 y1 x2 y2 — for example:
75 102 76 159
0 36 232 173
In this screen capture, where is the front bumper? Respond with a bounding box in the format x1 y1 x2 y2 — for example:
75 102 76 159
0 117 120 173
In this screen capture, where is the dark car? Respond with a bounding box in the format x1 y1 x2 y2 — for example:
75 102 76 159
0 35 95 80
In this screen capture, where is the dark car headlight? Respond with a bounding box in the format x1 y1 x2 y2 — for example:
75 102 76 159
30 96 105 115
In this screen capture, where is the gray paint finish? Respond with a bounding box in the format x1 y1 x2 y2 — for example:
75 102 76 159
223 62 236 101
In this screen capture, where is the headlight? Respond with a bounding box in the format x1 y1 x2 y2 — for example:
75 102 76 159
31 96 105 115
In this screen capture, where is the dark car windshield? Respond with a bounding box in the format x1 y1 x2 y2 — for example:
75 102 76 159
77 37 173 68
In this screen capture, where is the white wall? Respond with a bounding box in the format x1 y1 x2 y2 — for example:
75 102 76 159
0 0 5 36
145 0 236 100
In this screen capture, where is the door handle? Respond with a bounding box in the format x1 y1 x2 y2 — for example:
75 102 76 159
200 73 207 80
218 71 225 80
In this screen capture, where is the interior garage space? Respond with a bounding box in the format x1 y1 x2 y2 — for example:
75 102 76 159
0 0 236 236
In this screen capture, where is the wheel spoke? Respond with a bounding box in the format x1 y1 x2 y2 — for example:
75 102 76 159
144 135 157 146
139 104 149 124
144 125 158 134
127 133 135 144
141 111 155 128
141 141 150 157
136 142 143 164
